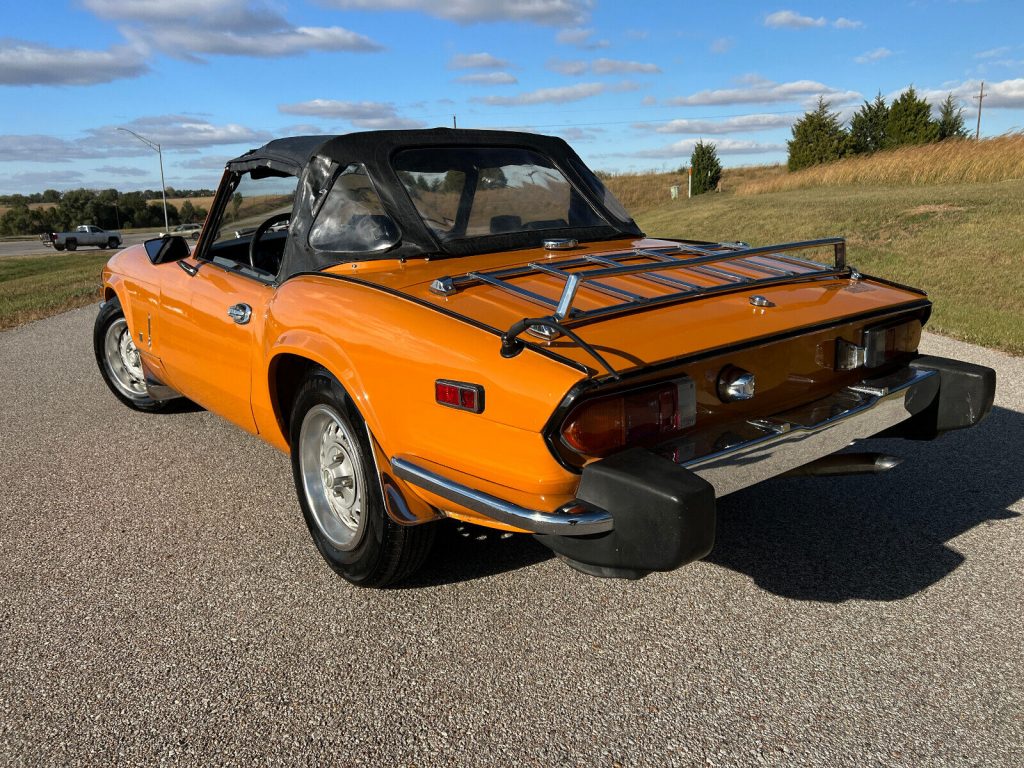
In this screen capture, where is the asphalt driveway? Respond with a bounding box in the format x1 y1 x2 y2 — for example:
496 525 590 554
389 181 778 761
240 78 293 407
1 307 1021 766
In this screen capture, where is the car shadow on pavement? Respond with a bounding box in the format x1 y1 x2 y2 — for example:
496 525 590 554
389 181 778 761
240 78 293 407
400 521 553 588
706 405 1022 602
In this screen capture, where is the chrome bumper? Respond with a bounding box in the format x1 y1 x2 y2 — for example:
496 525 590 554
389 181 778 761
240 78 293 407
390 457 614 535
675 367 939 497
393 366 940 536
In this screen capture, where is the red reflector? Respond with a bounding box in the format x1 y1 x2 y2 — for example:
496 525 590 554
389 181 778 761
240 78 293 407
435 380 484 413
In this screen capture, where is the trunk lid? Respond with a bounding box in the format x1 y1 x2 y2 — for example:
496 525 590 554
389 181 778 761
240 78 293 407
330 237 928 376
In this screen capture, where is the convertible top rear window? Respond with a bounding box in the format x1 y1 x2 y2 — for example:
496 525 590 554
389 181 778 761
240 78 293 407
394 147 609 242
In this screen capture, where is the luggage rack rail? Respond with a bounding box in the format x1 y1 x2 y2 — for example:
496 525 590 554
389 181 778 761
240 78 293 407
430 237 850 326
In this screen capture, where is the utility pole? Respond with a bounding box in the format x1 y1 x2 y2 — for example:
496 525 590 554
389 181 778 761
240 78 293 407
117 127 169 231
453 114 457 129
974 81 985 140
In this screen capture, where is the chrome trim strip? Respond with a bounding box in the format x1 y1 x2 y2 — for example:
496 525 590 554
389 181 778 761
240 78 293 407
391 456 614 536
676 368 939 497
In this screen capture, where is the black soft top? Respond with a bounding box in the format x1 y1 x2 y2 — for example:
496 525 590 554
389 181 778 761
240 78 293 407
225 128 642 280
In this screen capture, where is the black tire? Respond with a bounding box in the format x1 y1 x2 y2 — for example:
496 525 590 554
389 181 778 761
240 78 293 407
108 238 119 249
54 243 65 251
93 298 169 413
289 367 435 587
66 239 77 251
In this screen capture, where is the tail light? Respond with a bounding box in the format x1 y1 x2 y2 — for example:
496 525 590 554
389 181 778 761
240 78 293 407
561 377 696 458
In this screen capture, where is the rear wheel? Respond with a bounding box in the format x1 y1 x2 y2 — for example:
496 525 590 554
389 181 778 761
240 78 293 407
93 298 169 412
107 238 119 249
290 367 434 587
54 243 65 251
66 239 77 251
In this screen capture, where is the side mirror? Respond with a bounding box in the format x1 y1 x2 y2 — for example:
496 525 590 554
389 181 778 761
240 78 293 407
145 235 191 265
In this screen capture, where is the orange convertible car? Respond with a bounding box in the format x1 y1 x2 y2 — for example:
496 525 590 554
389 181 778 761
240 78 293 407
94 129 995 585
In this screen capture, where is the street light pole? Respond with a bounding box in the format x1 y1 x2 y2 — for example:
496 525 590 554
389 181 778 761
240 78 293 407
117 127 169 231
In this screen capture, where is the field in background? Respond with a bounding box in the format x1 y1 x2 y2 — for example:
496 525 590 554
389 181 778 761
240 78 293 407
0 251 108 330
635 177 1024 353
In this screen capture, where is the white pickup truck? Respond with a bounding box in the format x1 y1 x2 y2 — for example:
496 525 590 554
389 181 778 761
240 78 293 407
41 225 122 251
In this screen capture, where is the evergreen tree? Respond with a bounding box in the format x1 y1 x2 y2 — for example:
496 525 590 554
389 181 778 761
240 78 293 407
689 140 722 195
848 92 888 155
885 86 939 148
179 199 196 223
936 93 969 140
786 97 848 171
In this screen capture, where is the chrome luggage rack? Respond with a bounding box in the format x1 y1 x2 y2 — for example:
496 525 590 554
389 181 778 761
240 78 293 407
430 238 851 330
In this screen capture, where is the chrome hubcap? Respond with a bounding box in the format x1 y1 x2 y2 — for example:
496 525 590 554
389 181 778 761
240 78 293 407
298 404 366 551
104 317 147 398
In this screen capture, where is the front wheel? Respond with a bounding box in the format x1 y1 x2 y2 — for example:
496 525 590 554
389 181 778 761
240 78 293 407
290 367 434 587
93 298 169 412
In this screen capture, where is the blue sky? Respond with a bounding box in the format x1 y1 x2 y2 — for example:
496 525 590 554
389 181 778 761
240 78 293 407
1 0 1022 194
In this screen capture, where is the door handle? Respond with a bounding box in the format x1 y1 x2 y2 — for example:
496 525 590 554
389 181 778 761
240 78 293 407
227 303 252 325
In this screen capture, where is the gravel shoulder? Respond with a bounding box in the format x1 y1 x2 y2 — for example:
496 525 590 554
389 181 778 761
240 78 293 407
1 308 1021 767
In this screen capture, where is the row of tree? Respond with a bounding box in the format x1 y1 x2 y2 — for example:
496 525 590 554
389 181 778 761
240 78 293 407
0 186 215 208
788 87 969 171
0 188 209 237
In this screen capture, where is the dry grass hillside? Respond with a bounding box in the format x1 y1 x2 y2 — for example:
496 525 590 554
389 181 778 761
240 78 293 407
736 133 1024 195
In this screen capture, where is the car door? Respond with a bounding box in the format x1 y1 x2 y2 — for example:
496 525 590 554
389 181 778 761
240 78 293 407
151 258 269 433
153 168 297 433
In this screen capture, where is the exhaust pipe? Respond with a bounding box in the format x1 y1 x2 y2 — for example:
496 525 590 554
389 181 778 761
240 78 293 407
782 452 902 478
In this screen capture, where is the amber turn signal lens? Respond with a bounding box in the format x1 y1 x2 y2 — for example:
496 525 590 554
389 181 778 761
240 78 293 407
561 378 695 457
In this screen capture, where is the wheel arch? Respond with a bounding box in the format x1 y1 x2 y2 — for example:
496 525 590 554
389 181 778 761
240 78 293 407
265 340 375 450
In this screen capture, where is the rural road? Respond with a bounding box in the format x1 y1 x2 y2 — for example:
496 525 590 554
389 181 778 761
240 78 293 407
0 232 162 259
1 308 1021 766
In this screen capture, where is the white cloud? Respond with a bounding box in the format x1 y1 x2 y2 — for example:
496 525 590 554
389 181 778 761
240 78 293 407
918 78 1024 110
99 115 273 149
667 77 860 106
710 37 734 54
179 156 234 170
456 72 518 85
547 58 588 76
556 27 610 49
322 0 591 26
7 170 86 188
86 0 381 59
278 99 427 129
644 114 797 134
855 47 892 64
0 39 147 86
592 58 661 75
94 165 149 176
448 52 509 69
632 139 786 159
546 58 659 76
764 10 863 30
764 10 826 29
975 46 1010 59
475 82 606 106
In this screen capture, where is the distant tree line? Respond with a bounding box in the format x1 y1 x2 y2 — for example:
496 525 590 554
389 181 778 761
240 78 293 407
0 188 212 236
0 186 214 208
788 87 969 171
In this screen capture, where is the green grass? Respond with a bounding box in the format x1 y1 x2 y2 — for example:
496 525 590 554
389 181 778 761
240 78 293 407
0 252 107 330
636 178 1024 354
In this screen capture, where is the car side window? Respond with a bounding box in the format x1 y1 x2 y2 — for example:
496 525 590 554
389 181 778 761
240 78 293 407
308 164 399 254
205 170 298 275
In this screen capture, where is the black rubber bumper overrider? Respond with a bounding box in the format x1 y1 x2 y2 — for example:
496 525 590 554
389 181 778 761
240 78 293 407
534 448 716 579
